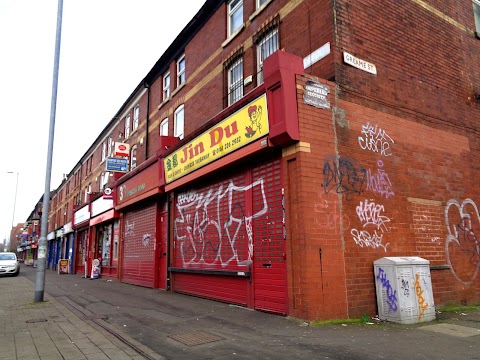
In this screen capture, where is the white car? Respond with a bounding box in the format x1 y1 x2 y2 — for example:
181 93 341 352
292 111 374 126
0 252 20 276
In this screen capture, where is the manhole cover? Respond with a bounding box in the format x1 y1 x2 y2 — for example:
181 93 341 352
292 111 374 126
169 331 224 346
26 319 48 323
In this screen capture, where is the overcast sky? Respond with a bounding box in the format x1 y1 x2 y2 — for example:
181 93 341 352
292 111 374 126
0 0 206 244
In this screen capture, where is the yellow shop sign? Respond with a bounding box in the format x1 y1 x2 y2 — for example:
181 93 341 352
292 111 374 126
164 94 269 183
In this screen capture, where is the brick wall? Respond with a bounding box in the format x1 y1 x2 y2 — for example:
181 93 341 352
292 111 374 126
293 67 480 319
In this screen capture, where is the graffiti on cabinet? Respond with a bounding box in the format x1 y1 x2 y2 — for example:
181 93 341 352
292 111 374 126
174 179 268 267
358 122 395 156
377 267 398 312
401 279 410 297
414 273 429 321
445 198 480 285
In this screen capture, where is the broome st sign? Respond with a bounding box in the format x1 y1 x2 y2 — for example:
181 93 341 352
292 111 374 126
164 94 269 183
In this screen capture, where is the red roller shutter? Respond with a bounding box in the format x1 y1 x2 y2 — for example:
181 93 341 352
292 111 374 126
172 155 287 314
121 202 157 287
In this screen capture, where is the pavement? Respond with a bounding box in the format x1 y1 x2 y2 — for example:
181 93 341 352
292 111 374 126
1 264 480 360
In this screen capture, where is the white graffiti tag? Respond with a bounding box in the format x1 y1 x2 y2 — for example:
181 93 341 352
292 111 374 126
445 198 480 285
351 229 389 251
352 198 391 251
174 179 268 268
356 199 391 230
358 122 394 156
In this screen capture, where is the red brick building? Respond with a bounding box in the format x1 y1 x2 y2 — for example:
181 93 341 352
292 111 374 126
36 0 480 320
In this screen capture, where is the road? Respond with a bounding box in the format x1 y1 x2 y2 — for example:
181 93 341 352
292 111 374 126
20 265 480 360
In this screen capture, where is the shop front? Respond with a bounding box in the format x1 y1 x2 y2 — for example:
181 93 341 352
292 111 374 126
73 204 90 276
89 195 120 278
63 222 75 274
115 158 168 289
163 69 300 314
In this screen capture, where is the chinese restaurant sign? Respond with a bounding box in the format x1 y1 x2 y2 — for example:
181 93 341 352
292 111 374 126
164 94 269 183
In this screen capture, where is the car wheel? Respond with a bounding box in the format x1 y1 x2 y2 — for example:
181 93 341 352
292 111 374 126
12 270 19 277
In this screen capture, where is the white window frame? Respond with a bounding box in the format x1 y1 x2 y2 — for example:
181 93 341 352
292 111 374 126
256 0 268 9
163 71 170 100
228 0 243 37
101 142 107 161
130 145 137 170
474 1 480 35
177 55 185 87
257 28 279 84
160 118 169 136
133 105 139 131
228 58 244 106
108 136 113 156
125 114 131 139
174 105 184 140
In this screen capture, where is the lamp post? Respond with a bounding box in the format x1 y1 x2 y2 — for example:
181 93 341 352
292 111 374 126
7 171 19 252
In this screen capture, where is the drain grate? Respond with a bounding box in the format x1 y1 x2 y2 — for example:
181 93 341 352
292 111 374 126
26 318 48 323
169 331 224 346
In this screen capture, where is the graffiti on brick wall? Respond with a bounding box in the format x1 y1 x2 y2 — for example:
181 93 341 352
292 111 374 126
365 160 394 199
445 198 480 285
358 122 395 156
174 179 268 268
414 273 429 321
377 267 398 312
314 193 351 230
321 156 366 200
351 199 390 251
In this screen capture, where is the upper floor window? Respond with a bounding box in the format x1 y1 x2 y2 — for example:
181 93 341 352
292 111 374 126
256 27 279 84
130 145 137 170
256 0 268 9
101 142 107 161
125 114 131 139
163 71 170 100
174 105 184 140
133 105 139 131
228 0 243 36
228 58 243 106
474 1 480 36
160 118 169 136
108 136 113 156
177 55 185 87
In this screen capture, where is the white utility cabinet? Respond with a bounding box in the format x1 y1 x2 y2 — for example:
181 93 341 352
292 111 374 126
373 257 435 324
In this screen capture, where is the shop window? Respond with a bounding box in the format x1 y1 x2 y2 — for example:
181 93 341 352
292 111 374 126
130 145 137 170
133 105 139 131
177 54 185 87
160 118 169 136
163 71 170 100
100 224 112 267
228 0 243 37
113 220 119 263
227 58 243 106
174 105 184 140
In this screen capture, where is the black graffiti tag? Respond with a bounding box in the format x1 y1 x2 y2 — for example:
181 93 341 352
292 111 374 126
322 156 366 200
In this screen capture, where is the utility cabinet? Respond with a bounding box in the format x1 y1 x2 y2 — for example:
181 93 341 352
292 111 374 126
374 257 435 324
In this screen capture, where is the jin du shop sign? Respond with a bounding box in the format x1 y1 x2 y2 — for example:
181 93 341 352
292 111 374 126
164 94 269 183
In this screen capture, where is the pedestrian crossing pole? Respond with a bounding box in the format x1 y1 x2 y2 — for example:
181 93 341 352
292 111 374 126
35 0 64 303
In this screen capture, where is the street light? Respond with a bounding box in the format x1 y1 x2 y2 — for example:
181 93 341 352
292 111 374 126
7 171 19 252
